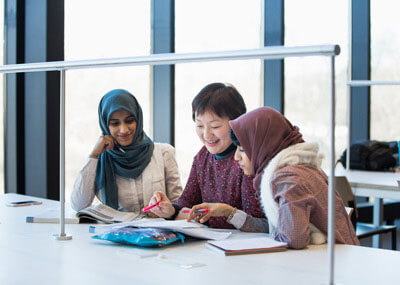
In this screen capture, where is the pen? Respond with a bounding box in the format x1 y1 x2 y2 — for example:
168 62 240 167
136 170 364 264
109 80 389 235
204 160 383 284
142 200 161 212
182 209 210 214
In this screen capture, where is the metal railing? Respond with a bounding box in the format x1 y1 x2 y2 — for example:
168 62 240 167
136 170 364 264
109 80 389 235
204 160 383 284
0 44 340 284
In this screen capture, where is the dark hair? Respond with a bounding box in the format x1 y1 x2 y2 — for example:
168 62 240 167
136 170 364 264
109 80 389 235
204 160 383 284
192 83 247 121
230 129 241 146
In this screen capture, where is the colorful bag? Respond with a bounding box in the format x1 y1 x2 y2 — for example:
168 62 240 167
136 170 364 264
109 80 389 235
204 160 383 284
92 227 185 247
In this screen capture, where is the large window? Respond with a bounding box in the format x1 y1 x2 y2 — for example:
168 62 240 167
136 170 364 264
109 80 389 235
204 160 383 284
175 0 262 184
64 0 151 201
284 0 348 169
370 0 400 142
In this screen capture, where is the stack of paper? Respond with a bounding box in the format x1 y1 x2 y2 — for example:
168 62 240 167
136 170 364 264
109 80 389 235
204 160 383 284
89 218 232 240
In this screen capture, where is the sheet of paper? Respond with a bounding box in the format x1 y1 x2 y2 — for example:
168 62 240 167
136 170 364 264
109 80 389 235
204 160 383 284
89 218 203 232
177 227 232 240
132 219 206 229
89 218 232 240
208 237 287 251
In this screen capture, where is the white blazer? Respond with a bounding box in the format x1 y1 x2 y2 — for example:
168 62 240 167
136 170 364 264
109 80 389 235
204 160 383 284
71 143 182 214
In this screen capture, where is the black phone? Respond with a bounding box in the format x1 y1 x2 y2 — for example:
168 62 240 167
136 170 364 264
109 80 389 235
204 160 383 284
6 200 43 207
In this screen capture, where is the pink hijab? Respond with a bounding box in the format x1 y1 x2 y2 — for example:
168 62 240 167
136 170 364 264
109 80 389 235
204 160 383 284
229 107 304 191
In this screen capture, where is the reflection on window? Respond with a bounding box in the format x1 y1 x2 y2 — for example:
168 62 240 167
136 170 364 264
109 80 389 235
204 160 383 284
284 0 348 169
175 0 262 184
64 0 150 201
370 0 400 142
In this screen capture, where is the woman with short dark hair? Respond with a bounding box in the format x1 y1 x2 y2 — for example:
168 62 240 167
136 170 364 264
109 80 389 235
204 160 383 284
147 83 267 232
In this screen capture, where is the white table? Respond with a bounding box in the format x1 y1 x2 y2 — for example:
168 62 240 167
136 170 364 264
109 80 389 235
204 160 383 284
336 169 400 247
1 193 399 285
336 169 400 199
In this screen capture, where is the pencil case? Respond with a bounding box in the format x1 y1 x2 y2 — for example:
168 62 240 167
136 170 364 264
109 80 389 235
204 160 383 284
92 226 185 247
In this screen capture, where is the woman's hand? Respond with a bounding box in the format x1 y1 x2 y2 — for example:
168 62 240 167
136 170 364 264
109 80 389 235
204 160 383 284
148 191 175 218
175 207 191 220
90 135 115 158
187 203 234 224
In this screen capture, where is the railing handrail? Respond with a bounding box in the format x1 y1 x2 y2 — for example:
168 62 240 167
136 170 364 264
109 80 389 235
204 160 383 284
0 45 340 73
348 80 400 87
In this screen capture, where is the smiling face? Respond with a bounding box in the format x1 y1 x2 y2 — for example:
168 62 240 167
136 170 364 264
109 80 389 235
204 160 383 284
108 110 137 146
234 146 252 175
195 111 232 154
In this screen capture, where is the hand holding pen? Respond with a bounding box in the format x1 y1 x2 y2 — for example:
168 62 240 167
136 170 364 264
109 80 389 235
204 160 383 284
186 202 235 224
182 209 210 214
146 191 175 218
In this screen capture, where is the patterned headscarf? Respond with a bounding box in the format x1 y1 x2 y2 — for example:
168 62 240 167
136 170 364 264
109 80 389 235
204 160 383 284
95 89 154 209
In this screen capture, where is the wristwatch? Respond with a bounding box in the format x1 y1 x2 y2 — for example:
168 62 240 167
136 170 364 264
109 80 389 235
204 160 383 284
227 207 237 222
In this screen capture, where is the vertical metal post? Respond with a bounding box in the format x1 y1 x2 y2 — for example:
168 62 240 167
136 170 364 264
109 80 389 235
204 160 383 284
54 69 72 240
328 56 336 285
346 84 351 170
372 198 384 248
346 0 352 172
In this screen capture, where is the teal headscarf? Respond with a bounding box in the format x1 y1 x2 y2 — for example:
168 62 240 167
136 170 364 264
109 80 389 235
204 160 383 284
95 89 154 209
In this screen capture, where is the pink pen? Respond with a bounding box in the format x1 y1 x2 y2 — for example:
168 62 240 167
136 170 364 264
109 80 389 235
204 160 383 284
182 209 210 214
142 200 161 212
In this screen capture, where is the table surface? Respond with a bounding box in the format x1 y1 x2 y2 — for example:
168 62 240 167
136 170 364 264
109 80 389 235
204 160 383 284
1 193 399 285
335 168 400 199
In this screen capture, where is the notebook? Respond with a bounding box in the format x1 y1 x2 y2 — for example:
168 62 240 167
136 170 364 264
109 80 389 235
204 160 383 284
206 236 287 256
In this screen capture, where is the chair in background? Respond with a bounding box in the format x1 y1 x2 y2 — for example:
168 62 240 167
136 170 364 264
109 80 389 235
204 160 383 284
335 176 397 250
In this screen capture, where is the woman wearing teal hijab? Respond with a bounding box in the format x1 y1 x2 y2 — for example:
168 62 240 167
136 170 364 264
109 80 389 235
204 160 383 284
71 89 182 214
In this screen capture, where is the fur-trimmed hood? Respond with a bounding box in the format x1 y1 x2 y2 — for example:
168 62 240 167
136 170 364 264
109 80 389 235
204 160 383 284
260 142 326 244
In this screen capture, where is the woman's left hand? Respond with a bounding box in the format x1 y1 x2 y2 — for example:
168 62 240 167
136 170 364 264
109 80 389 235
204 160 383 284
187 203 234 224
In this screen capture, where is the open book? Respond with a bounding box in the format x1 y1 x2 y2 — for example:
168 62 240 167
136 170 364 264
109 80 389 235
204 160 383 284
26 204 140 224
206 236 287 256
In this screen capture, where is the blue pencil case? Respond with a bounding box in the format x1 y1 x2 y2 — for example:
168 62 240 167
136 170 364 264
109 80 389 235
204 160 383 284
92 226 185 247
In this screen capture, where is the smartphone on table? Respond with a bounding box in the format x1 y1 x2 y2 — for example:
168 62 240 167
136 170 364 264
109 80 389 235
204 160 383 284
6 200 43 207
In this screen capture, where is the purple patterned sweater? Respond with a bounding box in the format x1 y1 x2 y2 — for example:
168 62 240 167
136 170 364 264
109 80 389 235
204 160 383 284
174 146 265 229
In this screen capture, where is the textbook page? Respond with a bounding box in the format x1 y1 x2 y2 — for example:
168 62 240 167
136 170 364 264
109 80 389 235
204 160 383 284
131 219 207 229
77 204 140 223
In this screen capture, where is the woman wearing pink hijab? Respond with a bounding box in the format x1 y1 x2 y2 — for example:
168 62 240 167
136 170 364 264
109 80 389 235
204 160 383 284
229 107 359 249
